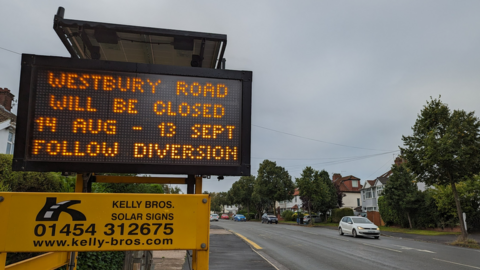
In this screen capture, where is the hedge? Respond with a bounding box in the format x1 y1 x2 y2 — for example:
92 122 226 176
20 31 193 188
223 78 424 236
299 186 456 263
331 208 354 223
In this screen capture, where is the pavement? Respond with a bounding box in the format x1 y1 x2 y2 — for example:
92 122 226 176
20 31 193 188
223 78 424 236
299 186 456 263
181 224 277 270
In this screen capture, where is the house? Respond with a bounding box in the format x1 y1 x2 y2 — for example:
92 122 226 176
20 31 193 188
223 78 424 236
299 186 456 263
276 188 302 213
332 174 363 214
223 204 239 214
361 157 426 212
0 88 16 155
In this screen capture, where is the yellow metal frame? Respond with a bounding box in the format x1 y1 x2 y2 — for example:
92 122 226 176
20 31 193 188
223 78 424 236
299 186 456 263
2 252 68 270
1 174 209 270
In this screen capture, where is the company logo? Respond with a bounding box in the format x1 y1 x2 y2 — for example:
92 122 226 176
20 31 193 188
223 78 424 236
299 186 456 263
36 197 86 221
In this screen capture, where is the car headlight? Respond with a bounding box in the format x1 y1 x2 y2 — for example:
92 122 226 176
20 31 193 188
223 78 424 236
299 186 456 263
357 226 365 230
375 227 380 230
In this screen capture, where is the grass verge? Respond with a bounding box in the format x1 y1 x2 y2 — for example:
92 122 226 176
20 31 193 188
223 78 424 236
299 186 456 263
379 226 461 236
449 236 480 249
278 221 298 224
313 223 338 227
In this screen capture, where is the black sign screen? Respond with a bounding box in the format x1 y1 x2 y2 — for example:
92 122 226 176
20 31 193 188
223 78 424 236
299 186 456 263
29 68 243 167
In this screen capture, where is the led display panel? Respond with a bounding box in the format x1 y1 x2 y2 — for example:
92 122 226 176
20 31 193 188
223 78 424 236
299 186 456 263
13 55 252 175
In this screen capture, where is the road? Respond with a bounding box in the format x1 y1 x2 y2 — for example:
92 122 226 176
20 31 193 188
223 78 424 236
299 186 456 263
213 220 480 270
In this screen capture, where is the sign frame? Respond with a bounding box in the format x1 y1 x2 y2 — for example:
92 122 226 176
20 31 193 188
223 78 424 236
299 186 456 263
13 54 252 176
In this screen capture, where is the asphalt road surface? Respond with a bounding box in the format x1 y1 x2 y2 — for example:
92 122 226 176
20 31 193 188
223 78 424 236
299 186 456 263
213 220 480 270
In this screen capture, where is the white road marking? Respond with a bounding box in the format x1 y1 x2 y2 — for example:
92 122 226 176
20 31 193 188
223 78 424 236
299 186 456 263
251 247 280 270
392 245 436 253
362 243 402 253
433 258 480 269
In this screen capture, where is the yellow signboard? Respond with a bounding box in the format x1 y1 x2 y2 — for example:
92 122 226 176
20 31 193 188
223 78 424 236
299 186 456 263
0 192 210 252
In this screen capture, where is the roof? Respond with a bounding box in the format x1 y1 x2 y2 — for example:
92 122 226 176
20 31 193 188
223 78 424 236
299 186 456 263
293 188 300 196
0 105 16 123
376 176 389 185
332 174 362 192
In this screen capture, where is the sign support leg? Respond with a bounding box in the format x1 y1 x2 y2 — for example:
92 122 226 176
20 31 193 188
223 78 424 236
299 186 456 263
192 176 209 270
1 252 6 270
67 173 87 270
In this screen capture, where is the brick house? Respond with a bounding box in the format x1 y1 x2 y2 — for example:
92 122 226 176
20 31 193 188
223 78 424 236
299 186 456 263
0 88 16 155
332 174 363 214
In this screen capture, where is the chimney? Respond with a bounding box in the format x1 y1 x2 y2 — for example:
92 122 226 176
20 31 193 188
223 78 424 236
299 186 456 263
394 157 404 166
0 88 14 111
332 173 342 182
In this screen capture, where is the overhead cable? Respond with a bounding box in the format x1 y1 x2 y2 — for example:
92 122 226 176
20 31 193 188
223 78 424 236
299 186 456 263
252 124 397 152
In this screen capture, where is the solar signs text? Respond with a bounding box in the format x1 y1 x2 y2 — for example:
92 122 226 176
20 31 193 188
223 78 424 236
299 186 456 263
14 55 252 175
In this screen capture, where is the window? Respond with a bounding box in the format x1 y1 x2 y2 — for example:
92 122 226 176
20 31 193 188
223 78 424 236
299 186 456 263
352 180 358 188
6 131 14 154
366 190 372 199
377 186 383 196
362 192 365 200
295 196 297 203
372 189 376 198
357 198 360 206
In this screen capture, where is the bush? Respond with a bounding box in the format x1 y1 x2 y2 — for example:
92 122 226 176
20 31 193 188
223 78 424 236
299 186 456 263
281 210 294 221
331 208 354 223
292 212 305 219
0 154 68 192
76 251 125 270
237 210 255 220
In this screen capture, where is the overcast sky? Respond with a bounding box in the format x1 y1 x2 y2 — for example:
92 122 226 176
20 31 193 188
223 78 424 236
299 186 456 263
1 0 480 193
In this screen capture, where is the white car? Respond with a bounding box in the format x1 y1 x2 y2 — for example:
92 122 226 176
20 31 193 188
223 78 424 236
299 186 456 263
210 214 219 222
338 216 380 239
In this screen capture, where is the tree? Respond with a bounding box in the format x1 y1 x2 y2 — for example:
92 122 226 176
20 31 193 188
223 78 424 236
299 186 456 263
333 183 344 208
382 163 421 229
318 170 338 221
229 176 256 220
163 185 182 194
296 167 317 220
430 177 480 227
254 160 295 216
401 97 480 239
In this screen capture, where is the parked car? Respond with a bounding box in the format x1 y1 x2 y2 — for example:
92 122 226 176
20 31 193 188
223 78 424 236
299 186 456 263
221 214 229 220
210 214 219 222
234 214 246 222
261 214 278 224
303 215 321 224
338 216 380 239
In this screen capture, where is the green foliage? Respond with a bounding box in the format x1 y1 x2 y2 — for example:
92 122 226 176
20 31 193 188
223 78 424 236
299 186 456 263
401 98 480 237
318 170 338 214
76 251 125 270
378 196 408 227
93 183 164 194
254 160 295 215
6 253 44 265
295 167 321 214
229 176 255 219
401 98 480 187
292 212 304 219
162 185 182 194
281 210 295 221
430 178 480 219
383 163 421 228
331 208 354 223
0 154 68 192
209 192 230 213
237 210 255 220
